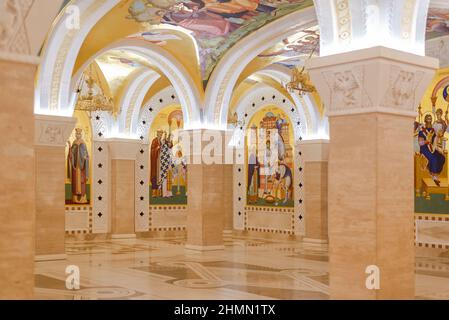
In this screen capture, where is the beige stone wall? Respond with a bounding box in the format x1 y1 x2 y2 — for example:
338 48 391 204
0 60 36 299
111 160 136 235
223 164 234 232
150 206 187 229
329 113 415 299
304 161 328 241
186 164 224 248
35 145 66 256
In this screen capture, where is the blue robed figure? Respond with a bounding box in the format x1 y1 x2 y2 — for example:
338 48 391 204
419 114 446 186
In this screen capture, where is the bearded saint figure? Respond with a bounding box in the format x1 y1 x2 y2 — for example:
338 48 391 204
67 128 89 204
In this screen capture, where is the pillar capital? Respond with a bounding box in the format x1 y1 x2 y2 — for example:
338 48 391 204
307 46 438 118
107 138 142 160
34 114 77 147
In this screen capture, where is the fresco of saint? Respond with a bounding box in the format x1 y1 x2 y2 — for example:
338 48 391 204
246 109 294 207
150 129 164 197
150 107 187 205
426 8 449 39
419 114 447 186
67 128 90 204
247 145 260 204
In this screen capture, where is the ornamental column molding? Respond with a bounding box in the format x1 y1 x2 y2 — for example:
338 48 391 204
34 115 77 261
307 46 438 299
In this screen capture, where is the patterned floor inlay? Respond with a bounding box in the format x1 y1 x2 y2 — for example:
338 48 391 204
33 237 449 300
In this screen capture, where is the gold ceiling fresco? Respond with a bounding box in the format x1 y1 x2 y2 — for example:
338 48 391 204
66 1 449 119
95 49 157 96
426 7 449 40
74 0 315 91
237 25 319 86
70 1 449 88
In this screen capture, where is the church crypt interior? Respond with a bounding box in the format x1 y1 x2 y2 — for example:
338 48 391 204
2 0 449 301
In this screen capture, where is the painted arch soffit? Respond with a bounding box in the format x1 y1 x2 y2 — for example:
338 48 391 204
203 6 318 128
71 0 316 89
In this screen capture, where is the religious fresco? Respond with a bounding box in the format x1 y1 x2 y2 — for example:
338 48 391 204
415 67 449 214
65 111 92 205
127 0 315 82
149 105 188 205
257 26 319 68
246 106 294 208
96 50 154 97
426 7 449 40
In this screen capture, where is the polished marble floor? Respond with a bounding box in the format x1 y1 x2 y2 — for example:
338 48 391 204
34 236 449 300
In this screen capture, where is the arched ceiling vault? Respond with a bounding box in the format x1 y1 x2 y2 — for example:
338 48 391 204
230 64 325 139
203 7 318 129
33 0 449 136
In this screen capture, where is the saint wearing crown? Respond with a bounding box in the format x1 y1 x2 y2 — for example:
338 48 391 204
67 128 89 204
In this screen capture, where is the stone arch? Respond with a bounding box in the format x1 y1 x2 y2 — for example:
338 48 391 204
66 39 201 129
203 7 317 129
136 86 181 144
35 0 121 115
114 69 161 137
252 64 328 139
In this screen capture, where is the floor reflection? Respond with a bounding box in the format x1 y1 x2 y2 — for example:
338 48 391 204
34 237 449 300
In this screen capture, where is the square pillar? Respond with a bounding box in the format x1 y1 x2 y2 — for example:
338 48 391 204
307 47 438 299
34 115 76 261
185 129 225 251
300 140 329 244
108 139 141 239
0 58 37 299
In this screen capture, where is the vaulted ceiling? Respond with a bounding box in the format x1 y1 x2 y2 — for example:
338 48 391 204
66 0 449 97
30 0 449 132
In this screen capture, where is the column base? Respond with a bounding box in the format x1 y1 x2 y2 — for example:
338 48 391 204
35 254 67 262
185 244 225 251
223 230 233 236
111 234 137 240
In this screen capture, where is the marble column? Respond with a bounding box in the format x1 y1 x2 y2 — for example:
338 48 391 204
108 139 141 239
35 115 76 261
300 140 329 244
0 58 37 299
185 129 225 251
307 47 437 299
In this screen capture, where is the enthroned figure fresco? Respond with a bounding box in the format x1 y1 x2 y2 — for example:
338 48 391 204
65 112 92 205
246 107 294 208
415 77 449 213
149 106 187 205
